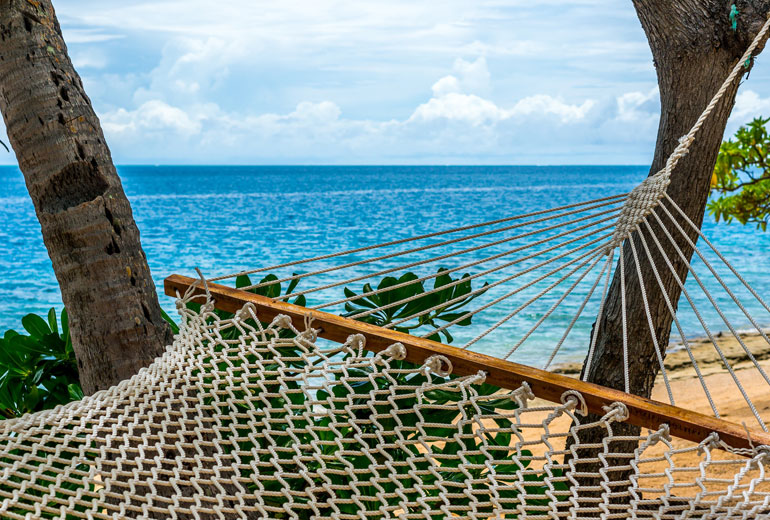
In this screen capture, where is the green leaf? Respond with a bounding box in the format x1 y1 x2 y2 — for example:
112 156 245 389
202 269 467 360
286 274 301 295
710 116 770 231
47 308 59 336
21 314 51 339
254 274 281 298
235 274 252 289
67 384 84 401
61 308 69 337
160 308 180 335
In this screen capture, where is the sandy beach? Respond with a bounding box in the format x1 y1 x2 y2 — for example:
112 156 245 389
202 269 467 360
552 328 770 422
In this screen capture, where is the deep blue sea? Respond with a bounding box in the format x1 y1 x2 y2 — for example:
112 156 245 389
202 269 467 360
1 165 768 366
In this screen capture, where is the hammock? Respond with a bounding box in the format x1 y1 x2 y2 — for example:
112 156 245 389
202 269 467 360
3 17 770 520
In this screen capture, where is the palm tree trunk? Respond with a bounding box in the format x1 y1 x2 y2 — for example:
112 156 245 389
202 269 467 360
0 0 172 394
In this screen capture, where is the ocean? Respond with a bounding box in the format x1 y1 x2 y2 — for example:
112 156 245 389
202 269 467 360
1 165 768 366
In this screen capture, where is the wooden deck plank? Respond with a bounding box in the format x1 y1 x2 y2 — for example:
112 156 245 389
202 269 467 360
165 274 770 452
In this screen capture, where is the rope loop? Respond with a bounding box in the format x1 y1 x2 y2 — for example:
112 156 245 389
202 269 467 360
272 314 294 331
382 342 407 360
517 381 536 402
422 355 453 378
752 445 770 463
346 334 366 355
602 402 630 423
234 303 257 321
647 424 672 446
472 370 488 386
194 267 212 299
561 390 588 416
698 432 723 455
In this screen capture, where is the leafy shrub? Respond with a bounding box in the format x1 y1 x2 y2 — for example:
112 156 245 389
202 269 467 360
342 268 488 343
711 116 770 231
0 308 82 419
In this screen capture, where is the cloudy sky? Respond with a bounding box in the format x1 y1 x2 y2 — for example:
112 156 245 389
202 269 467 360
2 0 770 165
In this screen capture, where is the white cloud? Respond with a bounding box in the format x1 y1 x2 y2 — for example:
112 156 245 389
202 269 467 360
59 28 124 44
730 90 770 123
72 49 108 69
431 76 463 97
509 95 595 123
15 1 770 165
452 57 490 93
132 37 242 106
416 58 595 126
102 100 203 137
411 92 504 125
94 54 663 165
616 87 659 122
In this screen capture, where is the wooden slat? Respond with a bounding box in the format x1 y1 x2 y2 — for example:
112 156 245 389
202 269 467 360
165 274 770 452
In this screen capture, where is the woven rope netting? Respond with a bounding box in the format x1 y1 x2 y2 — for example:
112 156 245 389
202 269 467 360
2 13 770 520
1 310 769 520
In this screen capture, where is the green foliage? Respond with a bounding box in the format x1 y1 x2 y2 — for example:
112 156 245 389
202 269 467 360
0 308 82 419
342 268 488 344
235 272 306 306
710 116 770 231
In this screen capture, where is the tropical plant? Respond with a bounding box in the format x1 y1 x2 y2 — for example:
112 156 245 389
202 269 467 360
342 268 488 343
710 116 770 231
0 308 81 419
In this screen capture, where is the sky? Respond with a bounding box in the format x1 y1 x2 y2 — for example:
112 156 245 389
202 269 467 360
2 0 770 165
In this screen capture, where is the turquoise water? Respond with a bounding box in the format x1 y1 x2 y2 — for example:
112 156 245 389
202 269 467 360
1 165 768 366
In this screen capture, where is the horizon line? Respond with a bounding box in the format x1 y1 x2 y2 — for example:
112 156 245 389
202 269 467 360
0 163 651 168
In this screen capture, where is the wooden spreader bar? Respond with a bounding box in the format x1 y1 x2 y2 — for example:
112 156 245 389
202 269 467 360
165 274 770 452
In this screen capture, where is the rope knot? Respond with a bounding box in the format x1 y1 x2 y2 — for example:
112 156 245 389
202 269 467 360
752 445 770 465
515 381 536 403
561 390 588 416
609 173 670 248
422 355 453 378
472 370 488 386
677 134 694 148
346 334 366 354
272 314 293 330
602 402 629 423
234 303 256 321
303 313 318 341
382 342 407 360
646 424 672 446
698 432 723 455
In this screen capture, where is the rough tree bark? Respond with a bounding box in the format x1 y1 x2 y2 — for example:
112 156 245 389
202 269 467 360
570 0 770 496
0 4 248 517
0 0 171 394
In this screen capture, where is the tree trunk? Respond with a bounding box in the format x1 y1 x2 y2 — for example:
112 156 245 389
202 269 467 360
0 0 171 394
569 0 770 498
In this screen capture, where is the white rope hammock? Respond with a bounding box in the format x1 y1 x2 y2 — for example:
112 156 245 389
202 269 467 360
2 14 770 520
